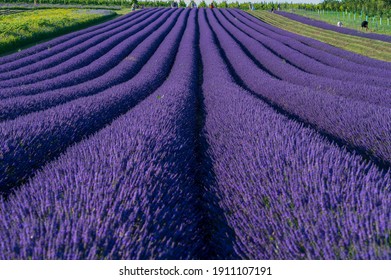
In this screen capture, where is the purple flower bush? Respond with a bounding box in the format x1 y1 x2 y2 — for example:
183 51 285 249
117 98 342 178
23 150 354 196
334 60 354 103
0 9 172 91
0 8 389 260
236 10 391 72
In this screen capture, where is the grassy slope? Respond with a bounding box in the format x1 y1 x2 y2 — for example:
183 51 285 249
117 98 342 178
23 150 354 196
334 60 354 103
289 9 391 36
115 8 132 16
248 10 391 62
0 9 118 56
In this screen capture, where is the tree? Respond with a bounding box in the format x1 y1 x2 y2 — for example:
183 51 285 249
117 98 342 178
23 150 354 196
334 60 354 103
218 1 228 8
198 0 207 8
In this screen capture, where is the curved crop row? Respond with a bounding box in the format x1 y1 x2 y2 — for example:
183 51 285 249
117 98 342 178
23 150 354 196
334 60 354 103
0 9 172 90
246 11 391 63
0 8 157 81
0 8 389 260
243 10 391 71
0 9 189 193
242 10 391 75
0 10 176 100
206 9 391 166
0 9 180 121
199 8 390 259
224 10 391 86
275 11 391 43
215 10 391 108
0 9 206 260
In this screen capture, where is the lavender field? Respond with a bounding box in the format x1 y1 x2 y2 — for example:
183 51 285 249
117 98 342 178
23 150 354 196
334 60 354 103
0 8 390 260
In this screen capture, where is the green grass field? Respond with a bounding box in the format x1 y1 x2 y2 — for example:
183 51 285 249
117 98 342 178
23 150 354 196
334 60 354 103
248 10 391 62
0 8 117 56
289 9 391 36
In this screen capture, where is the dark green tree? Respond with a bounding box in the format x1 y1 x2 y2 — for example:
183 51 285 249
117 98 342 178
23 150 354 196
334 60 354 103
198 0 206 8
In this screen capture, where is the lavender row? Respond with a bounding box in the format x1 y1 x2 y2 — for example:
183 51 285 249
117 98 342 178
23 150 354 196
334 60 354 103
0 10 172 91
276 11 391 43
0 9 180 121
236 10 391 75
237 10 391 72
0 9 175 100
0 9 205 260
0 8 158 81
0 9 150 69
223 10 391 88
206 9 391 166
0 9 189 193
0 10 177 99
199 8 390 259
214 10 391 107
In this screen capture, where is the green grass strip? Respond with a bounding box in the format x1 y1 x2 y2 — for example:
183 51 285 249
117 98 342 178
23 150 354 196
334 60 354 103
0 9 117 56
247 10 391 62
290 10 391 36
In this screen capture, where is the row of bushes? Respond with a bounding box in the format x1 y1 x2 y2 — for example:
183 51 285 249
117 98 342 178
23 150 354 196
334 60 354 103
0 1 293 10
317 0 391 17
1 1 390 17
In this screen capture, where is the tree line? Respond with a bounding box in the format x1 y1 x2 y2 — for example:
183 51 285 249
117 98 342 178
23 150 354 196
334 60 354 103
0 1 390 17
316 0 391 17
